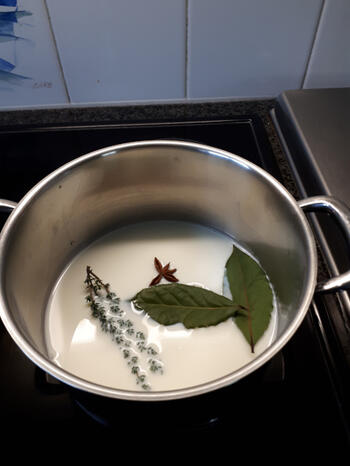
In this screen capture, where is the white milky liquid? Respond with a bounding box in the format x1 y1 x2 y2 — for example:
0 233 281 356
45 220 278 392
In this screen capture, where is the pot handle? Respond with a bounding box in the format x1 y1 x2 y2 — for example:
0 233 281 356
298 195 350 294
0 199 17 213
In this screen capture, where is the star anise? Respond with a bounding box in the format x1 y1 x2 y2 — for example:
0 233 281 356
149 257 179 286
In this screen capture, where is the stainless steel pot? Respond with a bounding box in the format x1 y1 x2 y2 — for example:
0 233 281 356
1 140 349 401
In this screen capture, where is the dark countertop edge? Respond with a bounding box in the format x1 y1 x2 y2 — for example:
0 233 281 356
0 98 275 126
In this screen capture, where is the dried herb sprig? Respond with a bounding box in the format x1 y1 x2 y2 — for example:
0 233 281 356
85 266 164 390
85 265 111 297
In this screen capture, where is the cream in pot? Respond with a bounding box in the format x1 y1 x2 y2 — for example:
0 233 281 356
46 220 278 391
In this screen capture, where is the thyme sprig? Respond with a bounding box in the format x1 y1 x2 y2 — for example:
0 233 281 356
84 266 164 391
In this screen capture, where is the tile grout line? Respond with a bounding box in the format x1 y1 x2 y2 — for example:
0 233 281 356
301 0 326 89
185 0 189 99
43 0 71 103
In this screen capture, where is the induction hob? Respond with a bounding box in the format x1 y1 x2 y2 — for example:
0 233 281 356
0 113 349 456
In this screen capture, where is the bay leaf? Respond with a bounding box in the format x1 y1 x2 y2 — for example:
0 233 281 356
225 247 273 352
132 283 245 329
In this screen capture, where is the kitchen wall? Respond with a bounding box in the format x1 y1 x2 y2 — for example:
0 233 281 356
0 0 349 109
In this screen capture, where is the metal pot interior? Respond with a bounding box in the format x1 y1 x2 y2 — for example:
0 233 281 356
0 141 316 399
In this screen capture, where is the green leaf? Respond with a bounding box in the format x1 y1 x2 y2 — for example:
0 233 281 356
132 283 245 329
225 247 273 352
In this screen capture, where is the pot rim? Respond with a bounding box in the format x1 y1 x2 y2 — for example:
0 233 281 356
0 139 318 401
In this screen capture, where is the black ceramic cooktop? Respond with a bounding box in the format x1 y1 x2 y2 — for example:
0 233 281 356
0 115 349 456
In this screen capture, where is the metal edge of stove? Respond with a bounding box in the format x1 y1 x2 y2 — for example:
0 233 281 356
270 108 350 313
271 107 350 436
270 105 350 340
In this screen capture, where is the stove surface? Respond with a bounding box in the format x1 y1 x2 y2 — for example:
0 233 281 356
272 89 350 421
0 115 349 455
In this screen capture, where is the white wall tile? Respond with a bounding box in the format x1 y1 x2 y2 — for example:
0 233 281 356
188 0 323 98
46 0 186 104
303 0 350 89
0 0 68 107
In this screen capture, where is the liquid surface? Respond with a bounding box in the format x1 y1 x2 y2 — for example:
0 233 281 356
46 221 278 391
